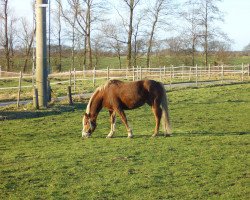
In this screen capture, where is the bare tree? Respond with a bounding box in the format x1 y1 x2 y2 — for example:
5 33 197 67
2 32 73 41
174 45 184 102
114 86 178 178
198 0 224 66
19 17 36 72
1 0 10 71
102 23 126 68
145 0 174 67
120 0 141 67
53 0 63 72
180 0 202 66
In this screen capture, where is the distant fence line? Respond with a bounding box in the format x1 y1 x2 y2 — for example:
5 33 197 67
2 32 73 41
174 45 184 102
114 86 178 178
1 64 250 107
1 64 250 89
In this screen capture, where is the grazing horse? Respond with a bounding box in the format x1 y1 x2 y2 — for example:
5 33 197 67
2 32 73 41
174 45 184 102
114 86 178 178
82 79 172 138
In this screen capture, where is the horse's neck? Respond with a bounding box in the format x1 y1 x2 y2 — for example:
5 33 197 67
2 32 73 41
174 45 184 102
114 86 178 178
89 92 103 120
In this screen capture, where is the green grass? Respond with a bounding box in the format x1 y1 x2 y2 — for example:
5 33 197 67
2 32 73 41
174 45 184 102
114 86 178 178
1 54 250 72
0 83 250 199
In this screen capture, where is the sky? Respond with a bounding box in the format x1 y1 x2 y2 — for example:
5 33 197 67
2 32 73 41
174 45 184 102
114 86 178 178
10 0 250 51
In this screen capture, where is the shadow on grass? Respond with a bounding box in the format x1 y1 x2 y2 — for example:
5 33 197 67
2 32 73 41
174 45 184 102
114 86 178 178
0 103 87 120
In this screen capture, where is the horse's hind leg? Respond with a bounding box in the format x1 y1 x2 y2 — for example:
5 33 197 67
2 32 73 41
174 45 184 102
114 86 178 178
107 110 116 138
152 104 162 137
116 108 133 138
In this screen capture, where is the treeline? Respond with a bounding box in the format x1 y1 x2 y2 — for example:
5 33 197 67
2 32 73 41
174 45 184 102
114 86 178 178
0 0 250 72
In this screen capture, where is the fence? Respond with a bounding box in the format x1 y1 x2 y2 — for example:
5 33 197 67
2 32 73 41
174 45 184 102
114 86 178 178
0 64 249 106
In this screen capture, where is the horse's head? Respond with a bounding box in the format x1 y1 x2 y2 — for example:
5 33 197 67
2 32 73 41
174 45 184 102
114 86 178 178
82 113 97 138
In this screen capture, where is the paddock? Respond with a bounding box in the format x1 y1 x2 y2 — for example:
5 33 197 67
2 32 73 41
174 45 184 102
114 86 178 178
1 83 249 199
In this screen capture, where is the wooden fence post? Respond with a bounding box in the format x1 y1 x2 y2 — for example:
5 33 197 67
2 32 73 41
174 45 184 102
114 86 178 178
140 67 142 80
107 66 109 80
126 67 128 79
69 69 72 86
93 67 96 86
170 65 172 89
47 79 51 102
182 64 184 81
133 66 135 81
248 64 250 76
73 68 76 92
241 63 244 82
17 71 22 107
208 64 211 79
221 65 224 84
189 66 192 81
67 85 73 105
195 64 198 86
33 86 39 109
160 66 162 82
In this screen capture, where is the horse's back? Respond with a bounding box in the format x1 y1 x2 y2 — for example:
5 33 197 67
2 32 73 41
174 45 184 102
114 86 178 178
102 79 164 110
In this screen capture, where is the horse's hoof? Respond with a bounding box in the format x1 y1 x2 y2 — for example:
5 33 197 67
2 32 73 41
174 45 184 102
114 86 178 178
106 135 113 138
164 134 172 137
128 135 133 138
151 134 157 137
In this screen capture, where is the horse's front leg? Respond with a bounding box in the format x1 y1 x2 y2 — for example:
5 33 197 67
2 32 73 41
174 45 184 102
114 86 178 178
107 110 116 138
116 108 133 138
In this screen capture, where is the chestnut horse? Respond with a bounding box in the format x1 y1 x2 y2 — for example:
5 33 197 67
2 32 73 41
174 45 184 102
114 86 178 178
82 79 172 138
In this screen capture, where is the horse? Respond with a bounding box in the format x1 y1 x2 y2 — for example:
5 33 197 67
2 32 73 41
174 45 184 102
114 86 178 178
82 79 172 138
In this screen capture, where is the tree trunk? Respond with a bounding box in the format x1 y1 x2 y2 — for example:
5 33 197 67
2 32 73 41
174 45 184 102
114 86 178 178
4 0 10 71
127 0 134 68
146 19 157 68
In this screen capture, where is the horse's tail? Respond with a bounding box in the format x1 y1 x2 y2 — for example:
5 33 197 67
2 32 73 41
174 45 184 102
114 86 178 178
160 83 172 136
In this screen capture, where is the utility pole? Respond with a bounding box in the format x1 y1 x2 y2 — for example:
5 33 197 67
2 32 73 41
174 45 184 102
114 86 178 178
36 0 48 107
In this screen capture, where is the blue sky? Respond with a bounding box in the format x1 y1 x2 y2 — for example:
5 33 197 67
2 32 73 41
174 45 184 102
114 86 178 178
10 0 250 51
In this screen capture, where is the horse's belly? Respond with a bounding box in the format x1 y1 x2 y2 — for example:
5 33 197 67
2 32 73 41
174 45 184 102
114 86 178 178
120 96 146 110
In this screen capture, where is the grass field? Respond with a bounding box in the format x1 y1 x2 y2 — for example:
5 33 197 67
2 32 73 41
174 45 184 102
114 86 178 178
0 83 249 199
1 54 250 72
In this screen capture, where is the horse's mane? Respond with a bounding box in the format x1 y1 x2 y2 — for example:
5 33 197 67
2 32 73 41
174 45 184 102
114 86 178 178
86 80 122 114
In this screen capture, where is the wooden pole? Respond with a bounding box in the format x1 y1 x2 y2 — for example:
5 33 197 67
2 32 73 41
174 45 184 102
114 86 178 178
140 66 142 80
248 64 250 76
133 66 135 81
93 67 96 86
73 68 76 92
160 66 162 82
69 68 72 86
170 65 172 89
107 66 109 80
17 71 22 107
67 85 73 105
33 86 39 109
182 64 184 81
208 64 211 79
195 64 198 86
189 66 192 81
221 65 224 84
241 63 244 82
47 79 51 102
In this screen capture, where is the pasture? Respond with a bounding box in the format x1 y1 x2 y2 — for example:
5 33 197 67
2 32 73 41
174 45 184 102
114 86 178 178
0 83 249 199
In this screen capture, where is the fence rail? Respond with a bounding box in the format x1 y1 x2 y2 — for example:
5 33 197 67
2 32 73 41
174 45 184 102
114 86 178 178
0 65 250 90
0 64 249 107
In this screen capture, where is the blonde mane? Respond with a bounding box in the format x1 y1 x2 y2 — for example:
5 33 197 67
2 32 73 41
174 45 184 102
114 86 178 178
85 81 111 114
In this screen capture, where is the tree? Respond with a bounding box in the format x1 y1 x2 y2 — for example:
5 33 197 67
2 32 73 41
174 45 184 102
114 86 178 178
1 0 10 71
53 0 63 72
243 43 250 52
120 0 141 67
145 0 174 67
198 0 224 66
102 23 126 68
180 0 202 66
19 17 36 72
